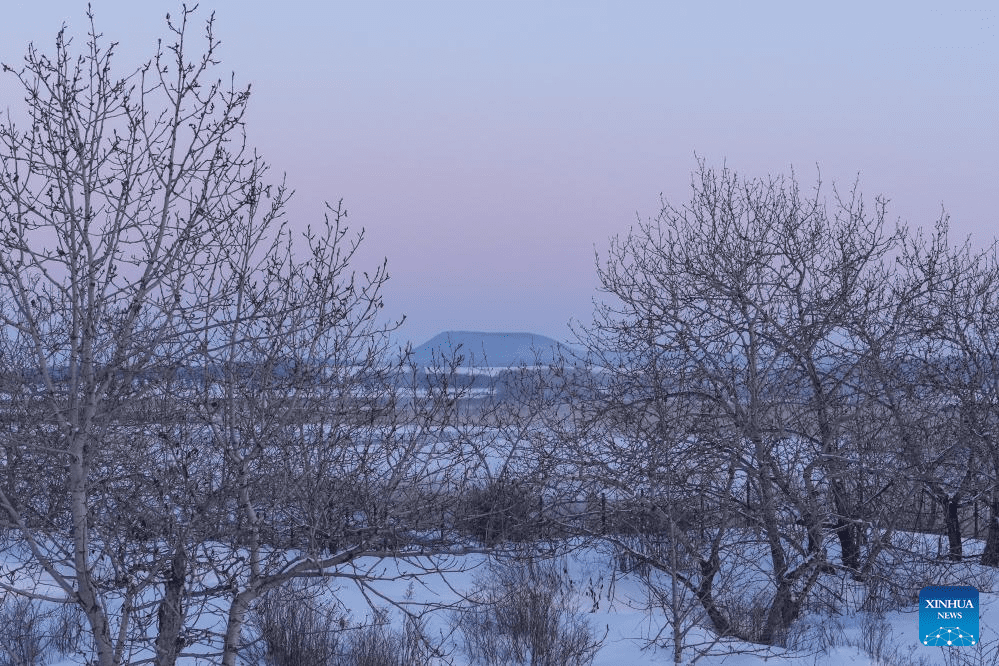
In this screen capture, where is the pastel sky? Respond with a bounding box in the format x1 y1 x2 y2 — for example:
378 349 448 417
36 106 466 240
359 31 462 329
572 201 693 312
2 2 996 346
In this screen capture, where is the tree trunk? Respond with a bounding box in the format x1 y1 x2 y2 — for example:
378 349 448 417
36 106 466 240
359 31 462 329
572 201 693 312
834 517 861 572
154 543 187 666
695 554 731 639
831 480 861 571
221 589 258 666
72 441 116 666
761 583 797 646
981 497 999 567
946 496 963 561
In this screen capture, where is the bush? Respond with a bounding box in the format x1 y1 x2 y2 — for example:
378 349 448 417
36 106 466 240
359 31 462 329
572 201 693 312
459 480 542 546
0 596 84 666
940 636 999 666
49 602 86 657
243 581 346 666
243 582 436 666
453 559 603 666
343 613 434 666
788 612 937 666
721 593 774 646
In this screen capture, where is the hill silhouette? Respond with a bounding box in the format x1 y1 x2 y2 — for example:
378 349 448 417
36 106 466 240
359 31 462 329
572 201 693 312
410 331 573 367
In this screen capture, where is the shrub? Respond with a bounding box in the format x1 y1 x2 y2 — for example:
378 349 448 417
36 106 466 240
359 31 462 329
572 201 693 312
49 602 86 656
459 479 542 546
453 558 603 666
243 582 436 666
243 581 346 666
721 593 774 646
940 635 999 666
788 611 936 666
0 596 84 666
343 613 433 666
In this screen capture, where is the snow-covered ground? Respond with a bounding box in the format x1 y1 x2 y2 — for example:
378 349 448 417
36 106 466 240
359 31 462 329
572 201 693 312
328 546 999 666
12 537 999 665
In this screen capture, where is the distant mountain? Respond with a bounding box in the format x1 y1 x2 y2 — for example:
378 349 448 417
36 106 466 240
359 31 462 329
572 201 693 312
409 331 575 368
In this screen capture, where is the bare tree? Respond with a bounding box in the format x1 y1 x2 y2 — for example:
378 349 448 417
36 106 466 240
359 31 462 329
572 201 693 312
897 224 999 564
0 7 492 665
574 161 917 646
0 6 273 663
180 224 508 664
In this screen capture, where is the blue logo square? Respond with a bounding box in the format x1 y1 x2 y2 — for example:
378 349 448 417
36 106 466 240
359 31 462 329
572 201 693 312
920 586 979 646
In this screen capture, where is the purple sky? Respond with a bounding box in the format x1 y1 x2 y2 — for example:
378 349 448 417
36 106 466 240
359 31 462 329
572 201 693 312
3 2 996 346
